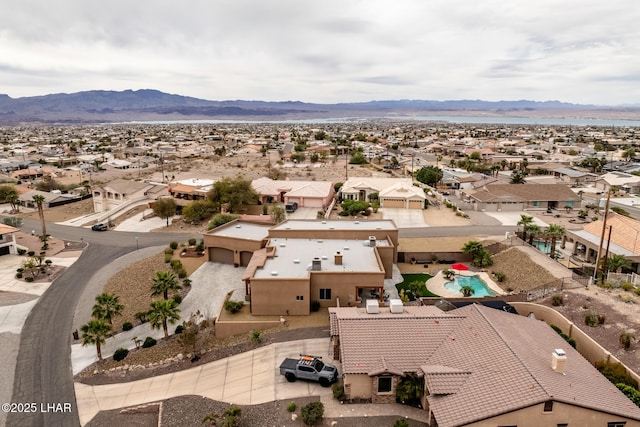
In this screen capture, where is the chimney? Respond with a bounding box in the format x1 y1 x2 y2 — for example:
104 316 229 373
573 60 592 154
369 236 376 247
311 257 322 271
334 251 343 265
552 349 567 374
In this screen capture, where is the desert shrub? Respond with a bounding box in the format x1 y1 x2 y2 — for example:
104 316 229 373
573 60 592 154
27 250 35 257
173 295 183 304
15 273 22 279
177 268 187 279
620 332 636 350
551 294 564 306
224 405 241 417
636 287 640 296
224 301 243 313
621 282 634 292
493 271 506 282
135 311 149 323
164 247 174 255
122 322 133 331
16 267 24 273
596 360 638 389
584 311 599 327
301 402 324 426
169 241 179 250
549 324 577 348
310 300 321 312
393 419 410 427
17 248 26 255
617 383 640 407
175 325 184 334
208 213 240 230
549 324 562 334
170 259 183 270
287 401 297 412
164 253 172 263
25 276 33 282
113 348 129 361
332 382 346 401
142 336 157 348
251 329 262 343
4 216 22 227
188 237 197 246
597 313 606 325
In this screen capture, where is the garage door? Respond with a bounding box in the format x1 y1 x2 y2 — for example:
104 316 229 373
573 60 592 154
302 198 323 208
408 200 423 209
0 246 10 256
208 247 234 264
382 198 404 208
240 251 253 266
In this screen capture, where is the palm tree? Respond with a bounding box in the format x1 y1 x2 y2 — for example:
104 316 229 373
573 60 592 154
460 285 475 297
91 292 124 325
526 224 541 246
517 214 534 242
396 374 424 405
32 194 46 238
149 299 181 338
544 224 565 259
606 254 633 274
461 240 484 259
80 319 112 360
5 188 19 213
150 271 181 300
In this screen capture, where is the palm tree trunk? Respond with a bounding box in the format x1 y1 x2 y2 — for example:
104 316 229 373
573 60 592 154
96 342 102 360
163 320 168 338
39 209 47 237
550 237 557 259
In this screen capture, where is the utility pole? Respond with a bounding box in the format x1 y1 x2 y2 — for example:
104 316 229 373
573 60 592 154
345 147 349 180
594 189 612 282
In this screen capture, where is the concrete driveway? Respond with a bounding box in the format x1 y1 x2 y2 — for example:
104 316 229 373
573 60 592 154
381 208 427 228
286 207 321 220
483 212 548 227
74 337 334 425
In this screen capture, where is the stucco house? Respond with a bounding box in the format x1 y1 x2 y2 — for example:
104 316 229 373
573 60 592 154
251 177 334 208
92 178 168 213
329 303 640 426
340 178 426 209
0 224 19 255
462 183 581 212
594 172 640 194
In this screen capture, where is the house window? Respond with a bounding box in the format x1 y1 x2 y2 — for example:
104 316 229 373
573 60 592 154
608 423 626 427
543 400 553 412
532 201 541 207
319 289 332 300
296 295 304 301
557 424 568 427
377 376 392 393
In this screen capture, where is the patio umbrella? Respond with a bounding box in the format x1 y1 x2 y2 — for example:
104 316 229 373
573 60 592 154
451 263 469 271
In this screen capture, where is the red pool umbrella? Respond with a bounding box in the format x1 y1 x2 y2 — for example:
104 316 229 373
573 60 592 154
451 263 469 271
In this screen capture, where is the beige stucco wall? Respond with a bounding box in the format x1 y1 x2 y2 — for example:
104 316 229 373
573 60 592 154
344 374 372 400
203 234 266 264
463 401 640 427
250 278 310 315
309 271 386 308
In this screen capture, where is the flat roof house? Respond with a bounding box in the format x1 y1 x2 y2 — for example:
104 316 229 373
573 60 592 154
329 303 640 426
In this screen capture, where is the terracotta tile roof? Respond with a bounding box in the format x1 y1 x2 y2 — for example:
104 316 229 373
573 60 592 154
0 224 19 234
582 212 640 255
468 183 579 203
368 356 404 376
422 366 471 395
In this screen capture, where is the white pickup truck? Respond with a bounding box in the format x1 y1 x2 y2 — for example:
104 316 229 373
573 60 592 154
279 354 338 387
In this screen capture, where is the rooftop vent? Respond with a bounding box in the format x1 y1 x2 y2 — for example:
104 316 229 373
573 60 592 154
321 255 328 260
355 221 360 224
552 348 567 374
279 243 286 247
389 299 404 314
334 252 343 265
293 259 300 264
322 221 327 224
271 271 278 276
369 236 377 247
311 257 322 271
366 299 379 314
235 225 241 228
343 246 350 250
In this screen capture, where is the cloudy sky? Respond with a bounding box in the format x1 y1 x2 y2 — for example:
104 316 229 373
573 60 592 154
1 0 639 105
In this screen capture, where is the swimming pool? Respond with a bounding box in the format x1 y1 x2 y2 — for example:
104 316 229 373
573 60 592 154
532 240 561 258
444 275 495 297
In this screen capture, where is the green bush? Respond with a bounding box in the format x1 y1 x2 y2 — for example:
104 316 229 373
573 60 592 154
175 325 184 334
332 382 346 401
142 336 157 348
170 241 179 250
17 248 27 255
170 259 183 271
27 250 35 257
177 268 187 279
287 401 297 412
224 405 241 417
188 238 197 246
15 273 23 279
310 300 321 312
301 401 324 426
224 301 243 313
551 295 564 306
251 329 261 343
493 271 506 282
584 311 599 327
596 360 638 389
164 247 174 255
164 253 172 263
617 383 640 407
549 324 576 348
636 287 640 296
208 213 240 230
4 216 23 227
393 419 410 427
621 282 634 292
122 322 133 331
113 348 129 361
25 276 34 282
173 295 182 304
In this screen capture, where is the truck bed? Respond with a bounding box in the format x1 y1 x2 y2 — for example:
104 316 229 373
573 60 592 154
279 358 298 371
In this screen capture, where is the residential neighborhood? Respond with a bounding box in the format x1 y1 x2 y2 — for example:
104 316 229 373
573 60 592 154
2 121 640 426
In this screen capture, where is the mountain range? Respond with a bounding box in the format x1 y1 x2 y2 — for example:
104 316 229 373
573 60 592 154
0 89 638 124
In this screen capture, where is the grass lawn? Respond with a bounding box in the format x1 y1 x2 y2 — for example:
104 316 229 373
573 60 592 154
396 273 439 299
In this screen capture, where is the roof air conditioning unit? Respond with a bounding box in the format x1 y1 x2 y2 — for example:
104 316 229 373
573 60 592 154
389 299 404 314
366 299 379 314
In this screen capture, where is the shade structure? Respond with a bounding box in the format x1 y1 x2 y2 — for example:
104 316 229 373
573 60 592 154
451 263 469 271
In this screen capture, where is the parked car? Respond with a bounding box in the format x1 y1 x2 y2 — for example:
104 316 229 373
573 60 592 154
91 223 108 231
279 354 338 387
285 202 299 213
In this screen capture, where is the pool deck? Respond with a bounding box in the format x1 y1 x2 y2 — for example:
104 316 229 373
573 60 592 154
426 270 505 298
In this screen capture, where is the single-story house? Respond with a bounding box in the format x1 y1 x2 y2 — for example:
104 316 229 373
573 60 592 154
462 183 581 212
553 167 598 186
168 178 214 202
594 172 640 194
92 178 168 213
340 178 426 209
19 189 81 209
329 303 640 426
251 177 334 208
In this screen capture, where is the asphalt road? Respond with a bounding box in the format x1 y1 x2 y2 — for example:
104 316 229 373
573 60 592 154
8 219 192 427
399 224 513 238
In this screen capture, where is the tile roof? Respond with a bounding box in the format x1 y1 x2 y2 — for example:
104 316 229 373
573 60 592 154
581 212 640 256
333 304 640 427
251 177 333 198
468 183 579 203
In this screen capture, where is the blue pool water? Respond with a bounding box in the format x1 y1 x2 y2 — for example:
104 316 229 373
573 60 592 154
444 275 495 297
532 240 561 258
